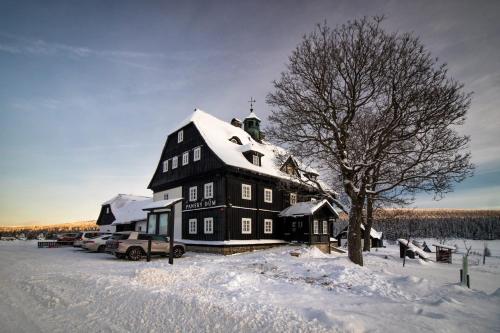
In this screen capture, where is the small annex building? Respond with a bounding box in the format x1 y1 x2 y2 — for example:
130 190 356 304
279 199 339 253
96 194 153 233
336 224 384 248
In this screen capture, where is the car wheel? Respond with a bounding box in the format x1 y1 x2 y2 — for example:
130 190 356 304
173 246 184 258
127 247 144 261
97 245 105 253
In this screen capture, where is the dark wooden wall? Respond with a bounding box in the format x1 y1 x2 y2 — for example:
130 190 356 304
148 122 225 191
96 204 115 226
182 208 226 241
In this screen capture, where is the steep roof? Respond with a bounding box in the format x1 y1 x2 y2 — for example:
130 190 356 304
279 199 339 218
175 109 326 186
102 194 153 225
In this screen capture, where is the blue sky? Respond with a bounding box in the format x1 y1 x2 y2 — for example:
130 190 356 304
0 0 499 225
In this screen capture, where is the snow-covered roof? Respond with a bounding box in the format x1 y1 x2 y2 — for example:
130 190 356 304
244 111 261 121
398 239 431 260
432 244 456 250
102 194 153 225
360 224 383 239
279 199 339 218
142 198 183 211
175 109 321 184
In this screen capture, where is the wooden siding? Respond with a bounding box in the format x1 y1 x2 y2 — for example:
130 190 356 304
96 204 115 226
148 122 225 191
182 208 226 241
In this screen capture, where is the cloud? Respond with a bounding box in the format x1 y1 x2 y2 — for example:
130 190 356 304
0 31 165 61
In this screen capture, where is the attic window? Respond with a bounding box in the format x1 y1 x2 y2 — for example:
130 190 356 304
162 160 168 172
106 207 110 214
229 136 242 145
252 155 260 166
178 130 184 143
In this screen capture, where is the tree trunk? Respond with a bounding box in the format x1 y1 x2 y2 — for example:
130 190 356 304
348 200 364 266
363 196 374 252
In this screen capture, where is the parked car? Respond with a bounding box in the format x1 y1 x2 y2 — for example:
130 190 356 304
82 235 112 252
56 233 79 243
105 231 185 260
73 231 105 247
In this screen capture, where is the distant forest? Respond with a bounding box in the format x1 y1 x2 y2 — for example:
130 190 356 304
0 220 98 238
334 209 500 240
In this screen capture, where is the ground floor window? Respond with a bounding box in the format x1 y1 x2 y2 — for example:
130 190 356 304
264 219 273 234
322 220 328 234
204 217 213 234
189 219 197 234
242 218 251 234
313 219 319 234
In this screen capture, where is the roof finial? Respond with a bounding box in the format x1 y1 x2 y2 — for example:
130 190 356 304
248 97 256 112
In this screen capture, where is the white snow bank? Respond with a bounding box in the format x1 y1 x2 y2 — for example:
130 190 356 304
0 240 499 333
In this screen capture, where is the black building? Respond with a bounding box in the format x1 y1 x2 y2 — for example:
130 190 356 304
146 108 340 253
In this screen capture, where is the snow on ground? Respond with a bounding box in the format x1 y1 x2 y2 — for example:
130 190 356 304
0 240 499 333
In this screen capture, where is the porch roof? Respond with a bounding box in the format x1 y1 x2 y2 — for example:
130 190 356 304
278 199 339 218
142 198 183 211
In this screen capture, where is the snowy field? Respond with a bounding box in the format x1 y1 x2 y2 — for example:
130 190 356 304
0 240 499 333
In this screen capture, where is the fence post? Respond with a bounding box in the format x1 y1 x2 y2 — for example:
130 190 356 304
147 239 151 262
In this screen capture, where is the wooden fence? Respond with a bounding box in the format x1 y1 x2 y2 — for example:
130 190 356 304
38 241 74 248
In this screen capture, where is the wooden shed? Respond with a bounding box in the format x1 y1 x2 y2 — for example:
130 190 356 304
433 244 455 263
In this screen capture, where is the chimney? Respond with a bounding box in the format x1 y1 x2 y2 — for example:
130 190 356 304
231 118 242 128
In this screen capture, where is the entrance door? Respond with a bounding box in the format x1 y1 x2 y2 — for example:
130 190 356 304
158 213 168 235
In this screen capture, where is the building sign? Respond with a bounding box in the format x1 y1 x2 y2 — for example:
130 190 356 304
185 199 217 210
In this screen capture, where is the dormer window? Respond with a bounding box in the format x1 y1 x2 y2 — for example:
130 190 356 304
178 130 184 143
229 136 242 145
290 193 297 205
252 154 260 166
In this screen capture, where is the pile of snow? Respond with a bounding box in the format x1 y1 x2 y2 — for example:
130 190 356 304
291 246 331 259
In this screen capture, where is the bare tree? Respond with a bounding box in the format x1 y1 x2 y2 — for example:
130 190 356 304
266 17 472 266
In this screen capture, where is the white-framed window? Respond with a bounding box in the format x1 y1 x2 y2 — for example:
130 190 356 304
178 130 183 143
204 182 213 199
172 156 178 169
162 160 168 172
313 220 319 234
290 193 297 205
204 217 213 234
189 219 197 234
182 151 189 166
163 193 169 200
189 186 197 202
193 147 201 161
241 218 251 234
322 220 328 234
106 207 110 214
252 155 259 166
242 184 251 200
264 219 273 234
264 188 272 203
